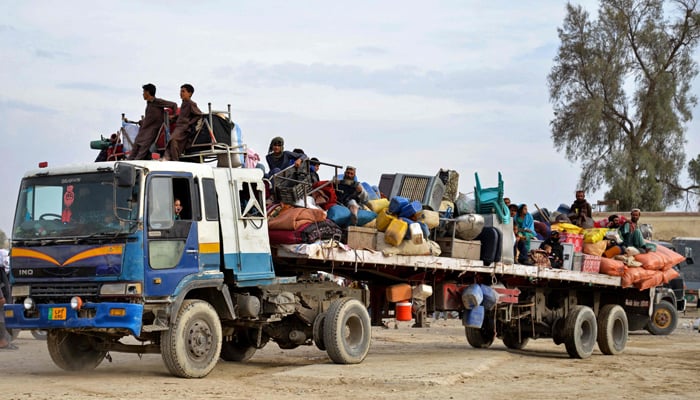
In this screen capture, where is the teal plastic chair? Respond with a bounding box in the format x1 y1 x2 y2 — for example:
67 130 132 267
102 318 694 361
474 172 509 224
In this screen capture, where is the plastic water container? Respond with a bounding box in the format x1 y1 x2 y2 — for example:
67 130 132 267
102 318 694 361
461 284 484 310
409 222 424 244
479 284 498 310
384 218 408 246
396 302 413 321
389 196 409 215
418 209 440 229
463 305 485 328
376 208 396 232
399 200 423 218
367 198 390 213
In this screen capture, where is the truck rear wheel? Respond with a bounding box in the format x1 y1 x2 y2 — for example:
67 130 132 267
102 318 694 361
563 305 597 359
596 304 628 355
501 330 529 350
47 330 107 371
646 300 677 336
323 298 371 364
161 299 222 378
313 312 326 351
220 329 256 362
464 314 495 348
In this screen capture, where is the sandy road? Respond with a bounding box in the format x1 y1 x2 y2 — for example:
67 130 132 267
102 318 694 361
1 310 699 400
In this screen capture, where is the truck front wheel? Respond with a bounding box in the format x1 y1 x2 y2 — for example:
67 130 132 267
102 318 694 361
161 299 222 378
646 300 678 336
220 329 257 362
47 330 107 371
596 304 628 355
323 298 371 364
563 305 597 359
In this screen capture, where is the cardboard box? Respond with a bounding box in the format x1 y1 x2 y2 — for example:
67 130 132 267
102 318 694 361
437 237 481 259
582 254 602 273
386 283 412 303
347 226 377 250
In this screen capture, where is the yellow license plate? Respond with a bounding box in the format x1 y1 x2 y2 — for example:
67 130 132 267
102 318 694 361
49 307 67 320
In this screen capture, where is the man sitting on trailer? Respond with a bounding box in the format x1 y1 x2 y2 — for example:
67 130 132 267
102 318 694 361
335 166 368 207
128 83 178 160
620 208 656 253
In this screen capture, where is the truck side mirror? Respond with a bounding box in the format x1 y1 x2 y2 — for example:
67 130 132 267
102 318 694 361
115 163 136 187
684 248 694 265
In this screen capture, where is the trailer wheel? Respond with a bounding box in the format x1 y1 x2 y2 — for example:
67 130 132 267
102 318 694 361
313 312 326 351
501 330 529 350
596 304 628 355
47 330 107 371
220 329 256 362
646 300 677 336
161 299 222 378
464 314 495 348
563 305 597 359
323 298 371 364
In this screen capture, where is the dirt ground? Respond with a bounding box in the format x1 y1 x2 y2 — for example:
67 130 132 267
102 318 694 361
1 308 699 400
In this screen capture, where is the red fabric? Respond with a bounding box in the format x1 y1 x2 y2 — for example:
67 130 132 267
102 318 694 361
268 222 311 245
311 181 337 211
268 207 326 231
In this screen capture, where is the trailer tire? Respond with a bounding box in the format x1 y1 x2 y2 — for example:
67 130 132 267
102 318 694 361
596 304 628 355
646 300 677 336
464 314 495 348
563 305 597 359
220 329 257 362
502 330 529 350
313 312 327 351
161 299 222 378
47 330 107 371
323 298 371 364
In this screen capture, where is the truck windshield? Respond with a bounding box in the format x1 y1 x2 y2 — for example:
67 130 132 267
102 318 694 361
12 172 140 240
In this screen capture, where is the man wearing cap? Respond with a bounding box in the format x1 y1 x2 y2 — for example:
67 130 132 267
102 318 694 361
265 136 306 177
309 157 321 184
129 83 178 160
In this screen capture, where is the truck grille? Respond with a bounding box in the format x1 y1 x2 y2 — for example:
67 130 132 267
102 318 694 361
29 282 100 300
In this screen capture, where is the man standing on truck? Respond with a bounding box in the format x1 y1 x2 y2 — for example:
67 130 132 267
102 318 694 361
163 84 203 162
128 83 178 160
620 208 656 253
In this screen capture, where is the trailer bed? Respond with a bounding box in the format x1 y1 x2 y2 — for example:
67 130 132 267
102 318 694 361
273 244 622 287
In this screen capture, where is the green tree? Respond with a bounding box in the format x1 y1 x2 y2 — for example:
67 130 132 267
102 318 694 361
548 0 700 211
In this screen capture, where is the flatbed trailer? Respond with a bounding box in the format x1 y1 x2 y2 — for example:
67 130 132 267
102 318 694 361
273 243 651 359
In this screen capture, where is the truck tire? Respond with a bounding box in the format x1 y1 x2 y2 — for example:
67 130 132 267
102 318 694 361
563 305 597 359
161 299 222 378
596 304 628 355
501 330 529 350
313 312 326 351
323 297 371 364
47 330 107 371
646 300 677 336
220 329 256 362
464 314 495 348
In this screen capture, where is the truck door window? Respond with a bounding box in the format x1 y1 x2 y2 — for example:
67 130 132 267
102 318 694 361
239 181 265 220
148 177 174 230
202 178 219 221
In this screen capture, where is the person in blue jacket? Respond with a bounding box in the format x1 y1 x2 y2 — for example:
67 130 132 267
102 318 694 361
265 136 306 177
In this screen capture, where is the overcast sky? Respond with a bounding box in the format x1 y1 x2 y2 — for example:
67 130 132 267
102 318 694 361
1 0 699 237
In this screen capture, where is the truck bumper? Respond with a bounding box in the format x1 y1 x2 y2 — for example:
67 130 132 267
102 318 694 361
3 302 144 336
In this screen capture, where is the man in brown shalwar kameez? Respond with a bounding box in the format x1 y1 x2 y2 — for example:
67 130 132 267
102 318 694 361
163 83 202 161
128 83 178 160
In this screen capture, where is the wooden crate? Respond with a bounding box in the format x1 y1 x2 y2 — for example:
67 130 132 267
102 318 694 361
347 226 377 250
437 237 480 259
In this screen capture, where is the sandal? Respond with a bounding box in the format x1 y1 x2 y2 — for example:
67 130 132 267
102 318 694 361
0 343 19 350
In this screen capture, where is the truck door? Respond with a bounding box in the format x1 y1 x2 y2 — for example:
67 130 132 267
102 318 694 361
143 174 200 296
